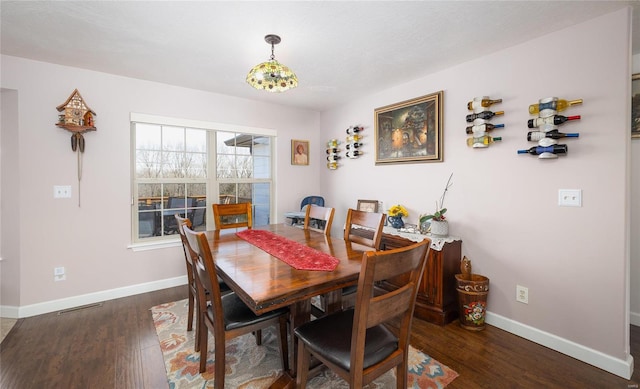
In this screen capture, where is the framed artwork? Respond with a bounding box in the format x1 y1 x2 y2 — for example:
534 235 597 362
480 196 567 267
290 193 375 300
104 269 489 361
374 91 443 165
633 74 640 139
291 139 309 165
357 199 379 213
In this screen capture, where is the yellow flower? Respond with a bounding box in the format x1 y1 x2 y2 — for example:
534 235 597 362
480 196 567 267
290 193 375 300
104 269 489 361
388 204 409 217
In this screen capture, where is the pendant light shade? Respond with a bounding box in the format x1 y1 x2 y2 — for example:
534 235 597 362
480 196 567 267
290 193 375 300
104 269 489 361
246 34 298 92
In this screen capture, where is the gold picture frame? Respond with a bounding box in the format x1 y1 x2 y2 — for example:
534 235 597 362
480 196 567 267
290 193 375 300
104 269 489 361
374 91 443 164
357 199 379 213
291 139 309 165
633 73 640 139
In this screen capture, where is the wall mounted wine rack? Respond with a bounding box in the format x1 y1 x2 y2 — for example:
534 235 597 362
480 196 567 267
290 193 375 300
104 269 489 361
345 125 363 159
465 96 504 149
326 138 340 169
518 97 582 159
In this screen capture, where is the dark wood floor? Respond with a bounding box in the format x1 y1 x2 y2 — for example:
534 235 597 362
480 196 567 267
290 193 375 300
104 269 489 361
1 285 637 388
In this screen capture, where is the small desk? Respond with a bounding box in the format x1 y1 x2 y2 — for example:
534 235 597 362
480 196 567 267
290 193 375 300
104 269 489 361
204 224 371 383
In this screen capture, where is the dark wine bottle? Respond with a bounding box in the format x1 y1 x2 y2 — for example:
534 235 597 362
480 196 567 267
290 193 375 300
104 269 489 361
527 130 579 141
346 150 361 158
346 126 362 134
325 148 338 154
465 110 504 123
346 142 363 149
465 123 505 134
326 155 340 161
517 144 568 155
527 115 580 128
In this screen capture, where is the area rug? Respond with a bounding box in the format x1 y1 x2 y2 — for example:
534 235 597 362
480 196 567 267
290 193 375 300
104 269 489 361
151 299 458 388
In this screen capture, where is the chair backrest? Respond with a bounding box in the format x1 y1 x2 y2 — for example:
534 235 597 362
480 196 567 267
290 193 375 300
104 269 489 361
344 208 385 249
300 196 324 210
350 239 430 382
212 202 252 230
304 205 335 235
175 214 196 284
183 225 226 329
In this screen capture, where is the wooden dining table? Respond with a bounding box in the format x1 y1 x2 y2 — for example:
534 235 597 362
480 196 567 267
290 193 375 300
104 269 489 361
204 223 372 387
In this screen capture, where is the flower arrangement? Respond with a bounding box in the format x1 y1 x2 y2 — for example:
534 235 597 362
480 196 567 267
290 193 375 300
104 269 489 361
387 204 409 218
420 173 453 224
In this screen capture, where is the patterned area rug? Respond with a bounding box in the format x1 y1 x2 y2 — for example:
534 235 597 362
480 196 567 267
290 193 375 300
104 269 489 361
151 299 458 388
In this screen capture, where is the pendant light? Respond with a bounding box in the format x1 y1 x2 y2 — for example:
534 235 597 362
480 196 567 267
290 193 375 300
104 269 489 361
246 34 298 92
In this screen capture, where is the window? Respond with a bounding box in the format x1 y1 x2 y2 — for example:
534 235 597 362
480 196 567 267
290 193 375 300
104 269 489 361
131 114 274 244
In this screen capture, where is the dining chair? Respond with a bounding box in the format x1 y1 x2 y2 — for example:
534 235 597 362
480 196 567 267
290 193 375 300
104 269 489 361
175 215 230 351
303 205 335 236
212 202 252 230
344 208 385 250
341 208 386 309
183 225 289 384
294 239 430 389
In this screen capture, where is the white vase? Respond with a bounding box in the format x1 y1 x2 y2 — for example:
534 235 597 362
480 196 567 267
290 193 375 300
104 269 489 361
430 220 449 236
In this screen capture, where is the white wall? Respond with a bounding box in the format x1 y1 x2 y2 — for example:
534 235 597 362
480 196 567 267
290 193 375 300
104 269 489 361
320 8 632 377
0 56 321 309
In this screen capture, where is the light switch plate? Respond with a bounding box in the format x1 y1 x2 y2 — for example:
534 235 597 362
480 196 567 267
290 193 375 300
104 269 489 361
558 189 582 207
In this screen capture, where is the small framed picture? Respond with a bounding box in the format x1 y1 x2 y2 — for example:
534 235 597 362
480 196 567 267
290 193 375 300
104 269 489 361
292 139 309 165
357 199 379 213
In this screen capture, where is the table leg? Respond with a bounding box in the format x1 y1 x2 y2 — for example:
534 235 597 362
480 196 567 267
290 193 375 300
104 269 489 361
288 299 311 376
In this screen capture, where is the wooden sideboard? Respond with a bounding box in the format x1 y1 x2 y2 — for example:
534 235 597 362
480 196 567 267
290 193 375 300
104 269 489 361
378 231 462 325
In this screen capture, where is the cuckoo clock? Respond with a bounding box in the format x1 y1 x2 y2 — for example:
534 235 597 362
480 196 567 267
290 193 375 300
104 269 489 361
55 89 97 206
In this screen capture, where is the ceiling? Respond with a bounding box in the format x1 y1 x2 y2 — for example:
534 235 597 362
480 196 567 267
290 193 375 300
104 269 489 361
2 1 639 112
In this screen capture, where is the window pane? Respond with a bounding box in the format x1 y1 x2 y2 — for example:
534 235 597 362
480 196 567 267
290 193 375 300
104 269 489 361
254 156 271 179
186 128 206 153
236 155 252 178
161 151 185 178
185 153 207 178
217 131 236 154
238 183 252 204
136 123 161 150
253 183 271 226
162 126 184 151
219 183 236 204
253 136 271 156
136 149 162 178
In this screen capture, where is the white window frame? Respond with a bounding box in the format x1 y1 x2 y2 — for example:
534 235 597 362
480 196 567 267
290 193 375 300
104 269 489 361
128 113 276 251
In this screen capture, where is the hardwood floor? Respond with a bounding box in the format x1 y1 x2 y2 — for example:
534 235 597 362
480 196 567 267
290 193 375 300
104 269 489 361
0 286 637 388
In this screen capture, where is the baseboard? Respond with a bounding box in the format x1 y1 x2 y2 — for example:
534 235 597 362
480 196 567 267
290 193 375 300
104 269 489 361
631 310 640 327
0 276 187 319
486 311 633 380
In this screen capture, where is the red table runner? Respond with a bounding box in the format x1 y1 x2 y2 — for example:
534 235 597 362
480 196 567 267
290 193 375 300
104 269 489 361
236 229 339 271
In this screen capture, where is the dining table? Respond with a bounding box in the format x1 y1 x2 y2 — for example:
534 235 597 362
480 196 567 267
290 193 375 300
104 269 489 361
204 223 373 388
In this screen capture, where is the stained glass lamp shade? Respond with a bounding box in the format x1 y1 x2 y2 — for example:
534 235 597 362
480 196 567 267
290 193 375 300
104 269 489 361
246 34 298 93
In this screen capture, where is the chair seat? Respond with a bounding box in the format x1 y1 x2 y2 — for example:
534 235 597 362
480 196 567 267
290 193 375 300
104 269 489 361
294 309 398 371
209 293 288 331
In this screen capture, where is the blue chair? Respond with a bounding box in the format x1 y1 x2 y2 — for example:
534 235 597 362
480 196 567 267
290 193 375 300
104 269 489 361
284 196 325 226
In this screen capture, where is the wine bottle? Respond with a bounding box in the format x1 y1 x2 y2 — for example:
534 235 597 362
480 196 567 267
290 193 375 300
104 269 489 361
527 115 580 128
466 135 502 147
465 110 504 122
346 142 363 149
327 162 338 169
326 155 340 161
325 148 338 154
465 123 505 135
346 126 362 134
527 130 579 141
327 139 339 148
517 144 568 155
467 98 502 110
346 150 361 158
528 99 582 115
346 134 362 142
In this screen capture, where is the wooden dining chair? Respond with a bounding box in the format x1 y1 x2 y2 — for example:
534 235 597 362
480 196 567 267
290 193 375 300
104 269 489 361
175 215 230 351
344 208 385 250
341 208 386 308
212 202 252 230
183 225 289 385
303 205 335 236
294 240 430 389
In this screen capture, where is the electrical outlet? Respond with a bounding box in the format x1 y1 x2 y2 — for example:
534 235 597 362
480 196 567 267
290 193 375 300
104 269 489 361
53 185 72 199
54 266 66 282
516 285 528 304
558 189 581 207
